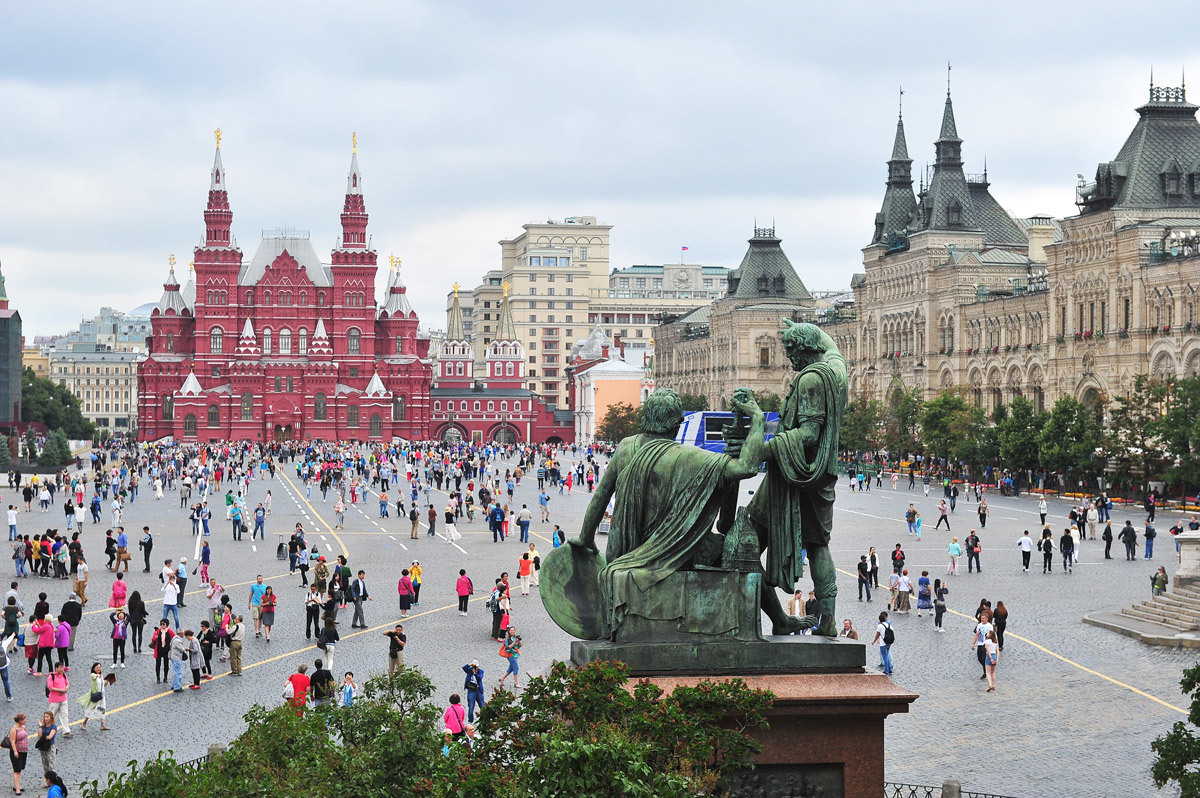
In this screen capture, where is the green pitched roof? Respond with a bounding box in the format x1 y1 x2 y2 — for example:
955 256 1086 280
726 228 810 300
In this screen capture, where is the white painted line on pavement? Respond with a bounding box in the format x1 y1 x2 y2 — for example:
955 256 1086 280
388 535 396 540
251 545 257 553
325 543 333 552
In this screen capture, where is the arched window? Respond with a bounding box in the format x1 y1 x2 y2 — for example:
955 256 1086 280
393 396 406 421
473 401 481 411
347 328 361 355
314 392 327 420
263 328 272 355
506 362 514 376
207 405 220 427
219 291 227 304
264 290 271 305
165 333 174 352
455 362 464 376
206 290 213 305
434 401 441 412
279 329 292 355
161 395 174 420
183 414 196 436
347 405 360 428
395 337 403 355
299 292 307 307
209 327 224 354
488 401 495 411
318 292 325 307
245 291 253 306
344 292 351 306
501 401 508 412
240 392 253 421
369 414 382 437
298 328 307 355
461 401 468 411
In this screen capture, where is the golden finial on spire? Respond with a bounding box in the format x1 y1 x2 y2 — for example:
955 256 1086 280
214 128 222 149
352 131 357 154
452 282 461 297
395 258 401 270
169 254 176 268
502 280 510 297
188 261 194 273
388 253 396 271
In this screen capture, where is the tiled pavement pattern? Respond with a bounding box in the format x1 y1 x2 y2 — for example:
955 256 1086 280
17 459 1192 797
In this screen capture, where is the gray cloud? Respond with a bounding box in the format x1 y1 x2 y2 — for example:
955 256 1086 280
0 1 1197 334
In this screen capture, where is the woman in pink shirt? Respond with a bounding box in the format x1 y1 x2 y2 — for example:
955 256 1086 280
108 573 127 609
397 571 414 618
443 694 467 738
455 569 473 616
31 617 54 675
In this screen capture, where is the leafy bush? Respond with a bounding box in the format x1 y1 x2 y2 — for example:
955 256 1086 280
81 663 772 798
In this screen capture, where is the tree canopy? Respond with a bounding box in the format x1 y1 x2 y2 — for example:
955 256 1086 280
21 366 94 439
84 663 771 798
597 402 641 442
1152 662 1200 797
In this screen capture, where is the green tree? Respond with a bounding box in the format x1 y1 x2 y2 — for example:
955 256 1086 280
597 402 642 442
997 395 1044 473
1102 376 1170 490
1160 376 1200 495
920 391 971 460
38 430 72 470
1151 662 1200 796
1037 395 1106 481
840 398 883 454
881 385 924 458
753 391 782 413
0 435 11 473
21 367 94 439
84 664 772 798
677 393 709 412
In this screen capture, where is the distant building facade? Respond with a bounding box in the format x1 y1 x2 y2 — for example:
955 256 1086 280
655 226 816 408
0 266 21 426
824 81 1200 412
137 137 433 443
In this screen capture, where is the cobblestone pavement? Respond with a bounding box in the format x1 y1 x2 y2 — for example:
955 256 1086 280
22 459 1192 797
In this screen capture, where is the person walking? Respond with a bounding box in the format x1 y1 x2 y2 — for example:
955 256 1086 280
248 575 267 639
946 538 962 576
517 553 533 597
856 556 872 601
350 571 371 629
1039 528 1055 573
497 626 522 689
971 610 993 681
868 546 880 587
1016 530 1033 572
895 570 913 614
993 601 1009 651
198 621 216 680
7 713 28 795
1119 521 1138 561
1038 497 1047 526
383 624 406 676
1153 566 1169 596
45 663 70 733
78 661 113 729
151 620 174 684
983 629 999 692
932 579 949 632
109 610 128 669
965 531 982 573
977 498 990 529
227 615 244 676
456 569 473 616
915 571 932 617
1144 522 1157 559
34 711 57 782
1102 520 1115 559
935 500 950 531
870 611 893 675
891 543 905 574
260 587 277 643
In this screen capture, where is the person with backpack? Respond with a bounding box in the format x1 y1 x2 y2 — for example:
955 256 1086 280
1038 528 1055 573
870 611 894 675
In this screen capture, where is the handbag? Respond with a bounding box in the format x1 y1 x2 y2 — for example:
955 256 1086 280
90 690 103 703
498 642 510 658
0 735 9 750
34 734 51 752
283 680 295 699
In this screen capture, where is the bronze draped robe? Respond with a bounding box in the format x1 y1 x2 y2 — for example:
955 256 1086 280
748 359 845 590
600 435 728 635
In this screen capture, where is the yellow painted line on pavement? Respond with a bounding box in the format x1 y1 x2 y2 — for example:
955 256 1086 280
834 566 1187 715
78 593 490 726
280 472 349 559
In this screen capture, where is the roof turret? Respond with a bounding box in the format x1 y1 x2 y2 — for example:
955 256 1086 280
494 281 518 342
446 282 466 342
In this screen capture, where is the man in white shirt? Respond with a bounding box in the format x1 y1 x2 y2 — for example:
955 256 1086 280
1016 531 1033 572
162 574 181 630
6 506 17 542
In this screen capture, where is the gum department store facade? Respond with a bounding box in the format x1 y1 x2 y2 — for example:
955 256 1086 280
823 81 1200 411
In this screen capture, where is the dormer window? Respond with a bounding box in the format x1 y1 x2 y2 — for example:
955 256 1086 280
1166 172 1182 196
947 200 962 226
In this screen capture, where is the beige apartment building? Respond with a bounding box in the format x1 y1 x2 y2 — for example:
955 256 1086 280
21 346 49 379
456 217 728 408
49 348 140 434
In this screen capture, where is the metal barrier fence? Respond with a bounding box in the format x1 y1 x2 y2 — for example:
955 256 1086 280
884 783 1018 798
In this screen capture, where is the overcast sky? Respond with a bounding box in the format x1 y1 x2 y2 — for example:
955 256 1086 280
1 1 1196 336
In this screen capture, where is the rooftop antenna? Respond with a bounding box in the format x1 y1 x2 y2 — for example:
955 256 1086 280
899 85 904 119
947 61 952 97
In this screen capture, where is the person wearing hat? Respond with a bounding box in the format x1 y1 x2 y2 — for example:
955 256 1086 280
175 559 189 607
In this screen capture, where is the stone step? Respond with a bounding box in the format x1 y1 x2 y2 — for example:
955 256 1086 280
1123 606 1198 630
1174 586 1200 604
1154 593 1200 613
1085 610 1200 648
